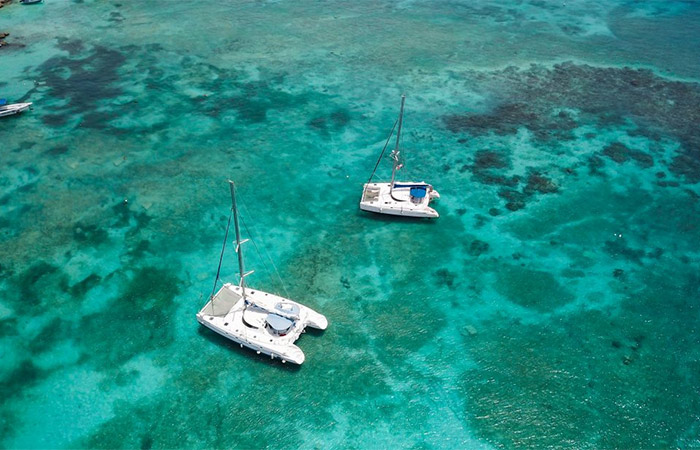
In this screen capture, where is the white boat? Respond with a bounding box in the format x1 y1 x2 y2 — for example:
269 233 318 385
196 181 328 365
0 102 32 118
359 95 440 219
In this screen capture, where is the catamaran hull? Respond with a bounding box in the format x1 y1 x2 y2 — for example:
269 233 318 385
360 182 440 218
197 314 306 364
196 284 327 365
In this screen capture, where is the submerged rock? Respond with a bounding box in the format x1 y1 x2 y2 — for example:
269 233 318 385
524 172 558 194
602 142 654 168
468 240 489 256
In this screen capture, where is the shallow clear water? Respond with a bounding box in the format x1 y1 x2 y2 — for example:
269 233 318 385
1 0 699 448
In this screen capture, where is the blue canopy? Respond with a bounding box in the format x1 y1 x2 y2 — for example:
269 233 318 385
410 186 427 198
266 314 293 331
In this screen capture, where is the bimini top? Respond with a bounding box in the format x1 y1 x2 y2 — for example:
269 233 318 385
394 182 430 189
410 186 427 198
275 302 300 318
266 314 294 332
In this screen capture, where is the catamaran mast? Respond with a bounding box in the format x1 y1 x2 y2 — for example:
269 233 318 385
389 94 406 196
229 180 248 303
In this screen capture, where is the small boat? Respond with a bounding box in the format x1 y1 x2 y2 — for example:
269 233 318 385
20 0 44 4
196 181 328 365
0 102 32 118
359 95 440 219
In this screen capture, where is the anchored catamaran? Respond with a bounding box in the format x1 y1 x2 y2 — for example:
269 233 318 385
359 95 440 218
196 181 328 365
0 102 32 118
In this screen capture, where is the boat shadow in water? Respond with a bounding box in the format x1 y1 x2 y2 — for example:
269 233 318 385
197 325 302 372
304 326 325 337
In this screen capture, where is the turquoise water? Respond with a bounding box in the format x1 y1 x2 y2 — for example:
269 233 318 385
1 0 700 448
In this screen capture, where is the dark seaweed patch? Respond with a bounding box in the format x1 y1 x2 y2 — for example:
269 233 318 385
434 268 456 289
523 172 558 194
670 152 700 183
8 262 69 316
309 108 351 134
445 63 700 182
465 150 560 211
41 114 69 127
184 68 311 126
604 238 645 264
109 12 124 23
0 361 46 401
468 240 489 256
111 200 151 233
602 142 630 163
588 154 605 174
0 317 18 338
17 262 59 299
444 103 576 141
329 109 350 127
308 117 326 130
73 223 109 246
444 103 536 136
470 150 520 188
140 435 153 450
56 37 85 56
474 150 509 170
45 145 69 156
498 189 527 211
27 318 70 353
34 42 126 128
602 142 654 168
495 264 574 311
77 267 180 368
228 81 303 123
127 240 151 258
70 273 102 297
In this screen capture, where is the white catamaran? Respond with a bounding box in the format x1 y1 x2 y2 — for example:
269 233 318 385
359 94 440 219
0 102 32 118
196 181 328 365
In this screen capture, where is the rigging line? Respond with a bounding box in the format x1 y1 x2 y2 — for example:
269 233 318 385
238 198 292 300
399 108 412 181
241 211 291 300
238 210 277 293
367 117 399 185
401 122 412 181
210 208 233 302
